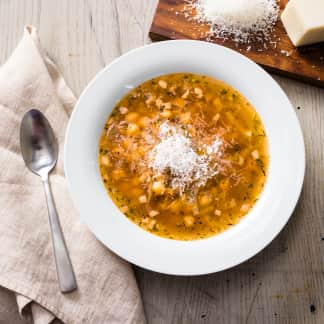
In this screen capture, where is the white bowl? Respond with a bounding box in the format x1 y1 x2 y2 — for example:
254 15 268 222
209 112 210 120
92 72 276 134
65 40 305 275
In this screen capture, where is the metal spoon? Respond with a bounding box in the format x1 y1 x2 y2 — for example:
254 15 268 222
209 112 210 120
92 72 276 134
20 109 77 293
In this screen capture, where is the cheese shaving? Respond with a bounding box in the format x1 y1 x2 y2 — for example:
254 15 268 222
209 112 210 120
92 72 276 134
206 138 222 155
186 0 279 44
149 122 222 194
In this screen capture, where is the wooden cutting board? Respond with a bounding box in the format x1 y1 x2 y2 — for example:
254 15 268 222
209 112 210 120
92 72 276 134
150 0 324 87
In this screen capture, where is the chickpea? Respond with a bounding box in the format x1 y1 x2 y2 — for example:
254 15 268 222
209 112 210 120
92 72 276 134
199 194 212 206
238 155 245 166
145 95 155 105
213 113 220 123
127 123 139 136
139 195 148 204
251 150 259 160
240 204 250 212
119 106 128 114
169 86 177 95
181 89 190 99
138 116 151 127
184 216 195 227
152 181 165 195
213 98 222 107
125 112 139 122
112 169 125 180
148 219 157 230
229 199 237 208
193 204 199 216
180 112 191 123
226 94 234 102
139 173 150 183
194 87 203 98
149 210 159 217
162 102 172 110
120 205 129 214
100 155 110 166
158 80 167 89
142 217 149 224
160 110 172 118
172 98 185 108
155 98 163 108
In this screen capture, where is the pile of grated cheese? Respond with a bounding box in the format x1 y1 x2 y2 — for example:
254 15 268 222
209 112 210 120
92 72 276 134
149 122 222 194
186 0 279 44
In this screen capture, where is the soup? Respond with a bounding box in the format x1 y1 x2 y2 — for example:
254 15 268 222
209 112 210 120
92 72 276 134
99 73 268 240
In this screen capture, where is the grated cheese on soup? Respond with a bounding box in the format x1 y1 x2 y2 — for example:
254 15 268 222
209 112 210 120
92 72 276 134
98 73 269 240
149 122 222 194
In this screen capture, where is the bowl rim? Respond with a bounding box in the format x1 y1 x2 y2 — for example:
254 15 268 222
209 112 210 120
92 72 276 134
64 40 305 275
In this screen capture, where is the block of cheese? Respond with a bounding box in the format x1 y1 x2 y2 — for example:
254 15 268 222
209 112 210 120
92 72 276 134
281 0 324 47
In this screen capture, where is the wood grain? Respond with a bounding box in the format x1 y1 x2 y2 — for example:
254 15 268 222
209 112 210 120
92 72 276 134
0 1 324 323
150 0 324 88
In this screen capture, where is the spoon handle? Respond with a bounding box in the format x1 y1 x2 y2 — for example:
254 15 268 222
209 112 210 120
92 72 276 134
42 176 77 293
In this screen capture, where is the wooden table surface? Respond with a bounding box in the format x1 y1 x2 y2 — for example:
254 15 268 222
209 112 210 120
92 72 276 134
0 1 323 323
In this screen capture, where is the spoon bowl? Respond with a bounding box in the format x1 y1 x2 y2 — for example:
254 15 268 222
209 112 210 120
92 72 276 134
20 109 58 179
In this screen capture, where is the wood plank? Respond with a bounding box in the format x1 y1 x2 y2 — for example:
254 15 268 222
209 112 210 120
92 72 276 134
150 0 324 88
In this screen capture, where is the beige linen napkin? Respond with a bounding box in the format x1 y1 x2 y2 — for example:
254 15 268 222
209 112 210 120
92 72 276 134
0 26 145 324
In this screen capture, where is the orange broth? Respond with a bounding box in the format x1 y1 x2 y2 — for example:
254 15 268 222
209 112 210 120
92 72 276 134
99 73 268 240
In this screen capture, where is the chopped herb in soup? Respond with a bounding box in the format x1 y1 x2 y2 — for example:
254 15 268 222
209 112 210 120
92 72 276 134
99 73 268 240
